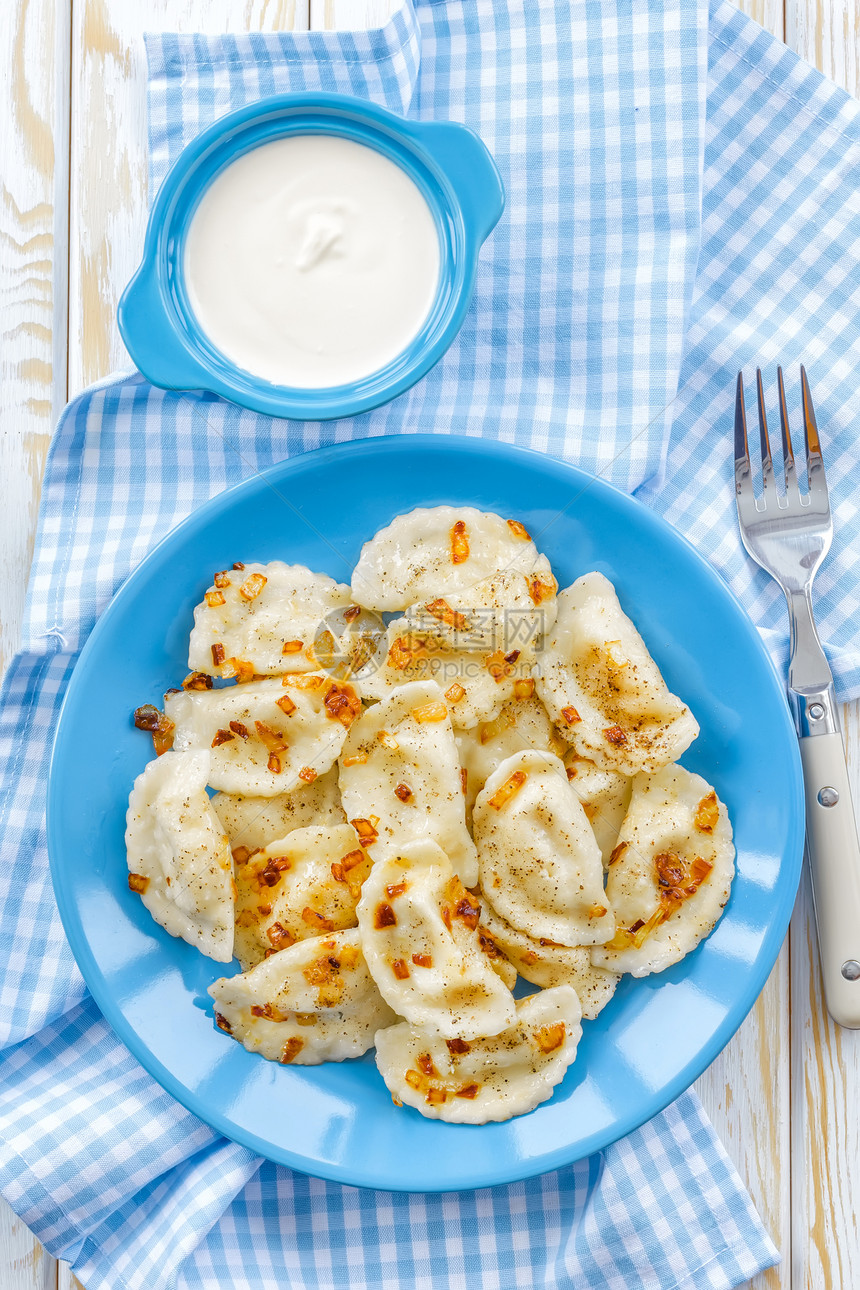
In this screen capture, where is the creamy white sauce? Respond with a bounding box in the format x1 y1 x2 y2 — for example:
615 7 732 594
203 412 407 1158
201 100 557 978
184 134 441 389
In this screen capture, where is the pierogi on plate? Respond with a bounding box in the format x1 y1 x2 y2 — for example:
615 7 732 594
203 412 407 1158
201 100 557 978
188 561 380 679
125 749 234 962
477 903 620 1020
350 508 558 731
537 572 699 776
126 505 735 1126
473 749 616 947
456 692 570 821
563 753 633 868
355 622 536 731
374 986 582 1124
233 823 373 971
350 506 555 611
165 674 360 796
356 839 516 1039
209 928 396 1064
338 680 478 886
592 764 735 977
210 766 345 851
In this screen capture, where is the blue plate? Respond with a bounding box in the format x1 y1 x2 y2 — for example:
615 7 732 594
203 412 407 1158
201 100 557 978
117 93 504 420
47 436 804 1192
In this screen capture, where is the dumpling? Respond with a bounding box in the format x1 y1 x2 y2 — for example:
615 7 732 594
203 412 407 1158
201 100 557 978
210 767 345 851
563 754 633 868
187 561 381 679
591 764 735 977
356 622 535 730
165 675 360 797
338 680 478 886
233 824 373 970
356 839 516 1040
374 562 559 654
351 506 555 611
536 572 699 775
125 749 234 962
209 928 396 1064
473 749 615 946
456 692 570 821
478 904 619 1019
473 921 519 992
374 986 582 1124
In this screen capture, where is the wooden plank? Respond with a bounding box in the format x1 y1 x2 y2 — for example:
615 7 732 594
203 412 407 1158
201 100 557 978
310 0 399 28
787 0 860 92
735 0 786 39
696 957 791 1290
57 1268 86 1290
0 0 70 677
68 0 310 395
8 4 859 1290
782 8 860 1288
789 705 860 1290
0 1206 55 1290
0 0 69 1275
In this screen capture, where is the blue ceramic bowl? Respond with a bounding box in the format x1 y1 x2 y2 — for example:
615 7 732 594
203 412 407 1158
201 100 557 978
118 94 505 419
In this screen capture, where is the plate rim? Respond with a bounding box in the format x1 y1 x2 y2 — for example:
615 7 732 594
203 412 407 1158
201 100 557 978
46 432 805 1191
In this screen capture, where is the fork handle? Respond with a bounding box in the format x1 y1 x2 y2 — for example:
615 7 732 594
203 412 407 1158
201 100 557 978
800 731 860 1028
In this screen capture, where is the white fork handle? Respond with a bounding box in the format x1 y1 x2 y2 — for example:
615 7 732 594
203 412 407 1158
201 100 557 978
800 731 860 1028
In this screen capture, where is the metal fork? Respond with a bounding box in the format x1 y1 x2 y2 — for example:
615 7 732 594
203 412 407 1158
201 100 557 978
735 367 860 1028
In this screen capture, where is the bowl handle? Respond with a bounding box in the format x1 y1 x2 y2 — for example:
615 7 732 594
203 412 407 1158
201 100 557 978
118 265 212 393
417 120 505 244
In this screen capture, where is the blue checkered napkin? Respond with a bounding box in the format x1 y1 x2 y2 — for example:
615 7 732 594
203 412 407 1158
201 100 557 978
14 0 860 1283
0 1002 775 1290
637 0 860 695
145 0 708 491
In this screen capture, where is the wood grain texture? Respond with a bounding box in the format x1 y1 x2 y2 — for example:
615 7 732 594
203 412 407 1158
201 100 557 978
5 2 860 1290
0 0 70 677
789 704 860 1290
735 0 787 38
68 0 310 395
56 1268 85 1290
0 0 68 1273
0 1206 55 1290
782 7 860 1290
787 0 860 91
310 0 400 28
696 956 791 1290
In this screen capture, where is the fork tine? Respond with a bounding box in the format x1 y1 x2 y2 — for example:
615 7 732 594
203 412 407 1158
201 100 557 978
777 366 800 503
734 373 757 521
800 367 829 510
735 372 761 528
734 371 749 466
756 368 776 502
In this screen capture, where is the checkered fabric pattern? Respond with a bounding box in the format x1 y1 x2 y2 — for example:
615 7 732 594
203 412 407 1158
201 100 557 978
6 0 860 1283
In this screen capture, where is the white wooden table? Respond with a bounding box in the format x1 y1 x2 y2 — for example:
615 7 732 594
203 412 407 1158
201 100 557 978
1 2 859 1287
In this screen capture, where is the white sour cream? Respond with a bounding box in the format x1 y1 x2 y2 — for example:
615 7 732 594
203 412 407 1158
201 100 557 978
184 134 441 390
